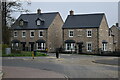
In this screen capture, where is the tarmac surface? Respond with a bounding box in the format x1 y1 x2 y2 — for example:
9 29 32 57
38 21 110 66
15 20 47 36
93 58 119 66
2 53 119 79
3 66 65 78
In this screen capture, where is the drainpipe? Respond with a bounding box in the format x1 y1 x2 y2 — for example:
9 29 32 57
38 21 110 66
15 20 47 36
97 28 99 54
63 28 64 52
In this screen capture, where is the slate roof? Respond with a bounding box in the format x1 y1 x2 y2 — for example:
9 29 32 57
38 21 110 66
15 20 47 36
11 39 20 43
62 13 105 29
11 12 59 30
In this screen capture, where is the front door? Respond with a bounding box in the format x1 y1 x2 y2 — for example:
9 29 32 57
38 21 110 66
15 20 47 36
22 44 26 51
30 44 34 51
78 44 83 53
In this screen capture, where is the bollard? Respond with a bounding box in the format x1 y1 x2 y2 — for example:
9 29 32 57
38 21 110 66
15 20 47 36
56 48 59 58
46 48 48 55
32 51 34 59
56 52 59 58
34 50 36 56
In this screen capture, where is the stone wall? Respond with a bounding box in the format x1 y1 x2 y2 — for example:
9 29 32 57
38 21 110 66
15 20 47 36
99 15 110 51
47 13 64 52
63 28 98 54
11 29 47 51
111 26 120 51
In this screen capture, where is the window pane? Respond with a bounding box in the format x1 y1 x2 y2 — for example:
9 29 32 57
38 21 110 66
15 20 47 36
20 21 24 26
16 43 18 47
39 31 43 37
66 43 75 51
22 32 26 37
37 43 45 50
87 43 92 51
102 43 107 51
37 20 40 25
69 31 74 37
87 30 92 37
31 32 34 36
14 32 17 37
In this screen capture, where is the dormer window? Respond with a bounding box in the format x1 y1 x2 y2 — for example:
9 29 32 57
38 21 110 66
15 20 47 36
19 20 24 26
37 20 41 26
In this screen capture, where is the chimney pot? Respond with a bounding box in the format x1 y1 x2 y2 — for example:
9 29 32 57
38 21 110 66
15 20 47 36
70 10 74 15
116 23 119 27
37 9 41 14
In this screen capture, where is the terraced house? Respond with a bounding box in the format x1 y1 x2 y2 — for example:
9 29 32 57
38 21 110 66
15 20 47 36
110 23 120 51
11 9 63 52
62 10 114 54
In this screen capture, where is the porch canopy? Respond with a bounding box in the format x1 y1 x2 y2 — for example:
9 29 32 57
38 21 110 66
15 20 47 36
11 39 20 43
29 42 35 44
76 42 83 44
36 39 45 43
21 42 26 44
102 40 108 43
65 40 75 43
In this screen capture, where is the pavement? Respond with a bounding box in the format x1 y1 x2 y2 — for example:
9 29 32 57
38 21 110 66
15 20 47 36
2 53 119 78
93 57 119 66
0 71 3 80
3 66 66 78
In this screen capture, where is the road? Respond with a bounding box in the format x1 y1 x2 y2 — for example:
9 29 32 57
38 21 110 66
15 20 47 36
2 53 119 78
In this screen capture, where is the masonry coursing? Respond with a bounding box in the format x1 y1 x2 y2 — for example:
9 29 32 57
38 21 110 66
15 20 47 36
10 9 120 54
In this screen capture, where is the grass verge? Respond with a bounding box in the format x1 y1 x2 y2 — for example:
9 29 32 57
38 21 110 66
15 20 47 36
2 51 48 57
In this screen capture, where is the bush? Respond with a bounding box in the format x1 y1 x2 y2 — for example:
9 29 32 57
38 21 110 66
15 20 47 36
2 51 48 57
2 44 9 54
11 49 21 54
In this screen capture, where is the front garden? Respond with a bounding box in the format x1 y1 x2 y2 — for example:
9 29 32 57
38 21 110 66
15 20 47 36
2 44 48 57
2 51 48 57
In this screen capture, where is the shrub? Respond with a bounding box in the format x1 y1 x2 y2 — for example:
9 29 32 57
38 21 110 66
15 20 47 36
11 49 21 54
2 44 9 54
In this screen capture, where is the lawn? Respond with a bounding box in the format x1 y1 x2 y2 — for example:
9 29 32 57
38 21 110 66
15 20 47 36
2 51 48 57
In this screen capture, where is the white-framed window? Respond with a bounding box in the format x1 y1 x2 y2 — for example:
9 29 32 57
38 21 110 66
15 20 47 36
14 31 18 37
65 43 75 51
19 20 24 26
22 31 26 37
37 20 41 26
12 43 14 48
87 29 92 37
37 43 45 50
87 42 92 52
39 30 43 37
102 43 107 51
69 30 74 37
30 30 34 37
15 43 19 47
109 30 112 37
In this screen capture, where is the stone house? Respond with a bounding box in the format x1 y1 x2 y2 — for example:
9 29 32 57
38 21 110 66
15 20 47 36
11 9 64 52
110 23 120 51
62 10 114 54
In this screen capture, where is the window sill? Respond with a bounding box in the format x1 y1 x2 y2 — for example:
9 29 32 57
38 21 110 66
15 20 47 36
30 36 34 38
87 50 92 52
37 49 45 50
39 36 43 37
65 50 75 51
87 36 92 38
69 36 74 37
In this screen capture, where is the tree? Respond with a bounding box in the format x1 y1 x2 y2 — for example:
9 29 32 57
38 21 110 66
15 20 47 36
2 0 31 45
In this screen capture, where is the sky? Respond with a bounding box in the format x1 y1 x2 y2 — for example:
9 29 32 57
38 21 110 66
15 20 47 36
12 2 118 27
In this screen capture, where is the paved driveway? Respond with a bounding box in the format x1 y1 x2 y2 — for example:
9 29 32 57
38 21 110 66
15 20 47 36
2 53 119 78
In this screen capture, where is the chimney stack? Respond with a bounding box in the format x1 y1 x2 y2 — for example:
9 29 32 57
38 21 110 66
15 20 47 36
37 9 41 14
116 23 119 27
70 10 74 15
